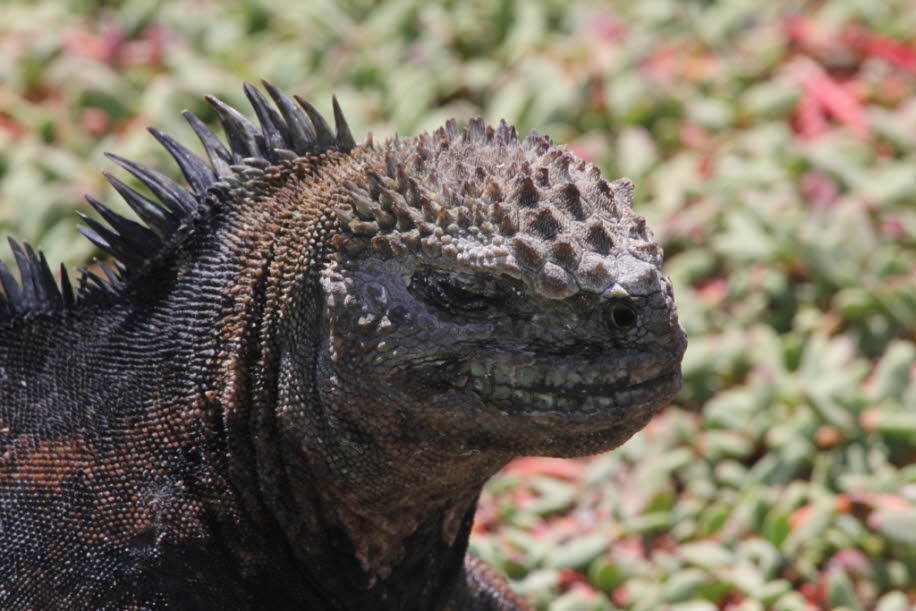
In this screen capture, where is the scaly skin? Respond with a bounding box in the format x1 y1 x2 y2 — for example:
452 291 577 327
0 83 686 610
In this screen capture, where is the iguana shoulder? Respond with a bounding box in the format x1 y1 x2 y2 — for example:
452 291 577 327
0 81 686 609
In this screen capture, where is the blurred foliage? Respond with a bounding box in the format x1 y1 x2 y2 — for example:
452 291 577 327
1 0 915 608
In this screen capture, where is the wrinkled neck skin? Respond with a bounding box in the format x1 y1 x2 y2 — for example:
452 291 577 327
208 169 508 608
262 288 510 606
232 287 509 607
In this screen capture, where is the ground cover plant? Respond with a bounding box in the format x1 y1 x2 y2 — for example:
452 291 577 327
1 1 914 608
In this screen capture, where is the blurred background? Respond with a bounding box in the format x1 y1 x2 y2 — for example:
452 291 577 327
1 1 915 608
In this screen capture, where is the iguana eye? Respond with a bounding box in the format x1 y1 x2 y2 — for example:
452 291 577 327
410 270 521 317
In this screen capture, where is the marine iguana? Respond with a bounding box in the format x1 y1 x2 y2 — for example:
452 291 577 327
0 81 686 610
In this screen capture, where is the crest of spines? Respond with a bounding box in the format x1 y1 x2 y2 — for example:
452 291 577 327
0 81 356 322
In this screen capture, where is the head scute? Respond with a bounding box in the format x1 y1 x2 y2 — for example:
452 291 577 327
335 116 650 300
0 82 357 323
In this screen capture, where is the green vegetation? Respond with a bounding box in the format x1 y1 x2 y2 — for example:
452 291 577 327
1 1 914 608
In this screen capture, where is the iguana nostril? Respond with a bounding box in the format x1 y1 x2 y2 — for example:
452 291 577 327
607 300 638 330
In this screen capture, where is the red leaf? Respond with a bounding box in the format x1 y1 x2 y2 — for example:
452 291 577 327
80 107 110 135
680 122 709 149
0 115 26 139
695 277 727 306
785 16 817 46
558 568 593 590
502 457 586 481
844 26 916 75
800 171 840 209
799 580 825 605
828 548 870 576
789 59 869 138
611 585 631 606
793 88 829 139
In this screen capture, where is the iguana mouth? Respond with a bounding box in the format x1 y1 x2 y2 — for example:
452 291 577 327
446 355 682 414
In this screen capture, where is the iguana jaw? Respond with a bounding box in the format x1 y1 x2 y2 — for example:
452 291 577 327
462 361 682 420
405 343 684 441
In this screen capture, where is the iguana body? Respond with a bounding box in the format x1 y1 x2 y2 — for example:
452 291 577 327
0 82 686 609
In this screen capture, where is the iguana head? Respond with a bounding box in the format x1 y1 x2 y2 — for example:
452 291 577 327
318 118 686 458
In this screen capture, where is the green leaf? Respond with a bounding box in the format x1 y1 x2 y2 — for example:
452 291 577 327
526 477 576 516
662 568 707 602
874 511 916 546
875 591 912 611
826 569 863 611
679 541 734 571
867 341 916 403
546 534 610 570
587 556 627 592
547 590 612 611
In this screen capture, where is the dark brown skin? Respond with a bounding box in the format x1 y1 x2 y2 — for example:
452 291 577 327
0 83 686 609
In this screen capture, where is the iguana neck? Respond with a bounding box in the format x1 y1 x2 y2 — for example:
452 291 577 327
259 365 508 606
202 157 510 606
